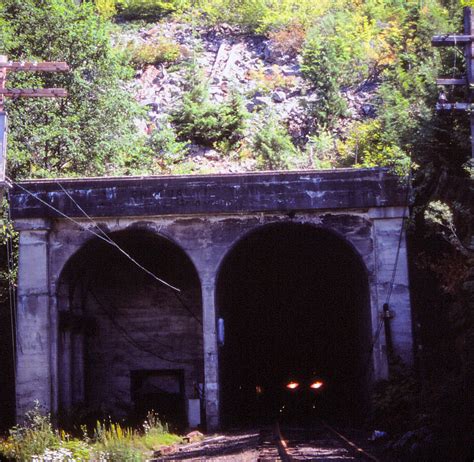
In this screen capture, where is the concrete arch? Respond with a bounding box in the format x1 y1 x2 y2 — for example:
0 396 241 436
51 220 204 289
215 218 371 283
55 228 204 427
215 221 373 425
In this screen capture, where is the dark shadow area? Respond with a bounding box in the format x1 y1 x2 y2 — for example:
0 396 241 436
57 229 203 430
0 300 15 432
217 223 371 427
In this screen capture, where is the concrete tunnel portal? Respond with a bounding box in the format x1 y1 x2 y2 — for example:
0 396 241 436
57 229 204 428
9 169 412 430
217 222 372 426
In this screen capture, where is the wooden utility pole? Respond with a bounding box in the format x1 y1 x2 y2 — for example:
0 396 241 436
0 55 69 189
432 7 474 161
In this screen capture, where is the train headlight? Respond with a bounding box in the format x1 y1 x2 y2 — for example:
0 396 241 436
310 380 324 390
286 381 300 390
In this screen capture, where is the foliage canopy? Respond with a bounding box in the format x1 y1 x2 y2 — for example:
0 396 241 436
0 0 143 179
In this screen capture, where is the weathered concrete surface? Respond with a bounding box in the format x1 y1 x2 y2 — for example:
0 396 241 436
10 168 412 430
10 169 405 219
56 232 203 424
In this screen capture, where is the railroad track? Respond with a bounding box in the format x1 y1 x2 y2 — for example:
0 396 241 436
155 421 382 461
264 421 381 461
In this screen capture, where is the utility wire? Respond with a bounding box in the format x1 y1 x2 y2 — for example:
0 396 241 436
9 178 180 292
339 173 411 382
55 180 202 326
87 287 196 365
385 172 411 307
85 282 175 351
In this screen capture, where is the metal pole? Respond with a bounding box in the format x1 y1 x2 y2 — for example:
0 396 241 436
463 7 474 161
0 111 7 189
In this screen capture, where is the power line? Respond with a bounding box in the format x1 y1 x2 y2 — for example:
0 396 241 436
55 180 202 326
385 172 411 307
339 173 411 382
9 177 180 292
87 287 196 365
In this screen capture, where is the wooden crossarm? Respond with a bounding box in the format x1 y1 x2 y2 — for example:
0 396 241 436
432 35 474 46
0 61 69 72
0 88 67 97
436 102 473 111
436 78 468 85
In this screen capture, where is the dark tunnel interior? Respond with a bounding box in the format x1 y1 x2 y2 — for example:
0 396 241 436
58 229 203 428
217 222 372 426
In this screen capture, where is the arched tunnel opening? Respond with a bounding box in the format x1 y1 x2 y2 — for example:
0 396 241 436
217 222 372 427
57 229 203 429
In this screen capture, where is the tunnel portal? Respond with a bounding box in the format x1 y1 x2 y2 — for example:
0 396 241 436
217 223 372 426
10 169 412 430
57 230 203 428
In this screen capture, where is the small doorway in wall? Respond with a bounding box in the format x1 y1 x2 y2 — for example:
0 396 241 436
131 369 186 429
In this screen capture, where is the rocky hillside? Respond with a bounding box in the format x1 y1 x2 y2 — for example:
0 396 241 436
120 20 377 174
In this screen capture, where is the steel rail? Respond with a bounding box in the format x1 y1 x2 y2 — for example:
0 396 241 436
270 420 381 462
321 420 381 462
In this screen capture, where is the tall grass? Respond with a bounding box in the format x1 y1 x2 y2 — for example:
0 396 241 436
0 405 181 462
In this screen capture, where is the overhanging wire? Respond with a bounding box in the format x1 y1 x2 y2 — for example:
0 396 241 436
9 178 180 292
55 180 202 326
385 172 411 307
87 287 196 365
340 172 411 382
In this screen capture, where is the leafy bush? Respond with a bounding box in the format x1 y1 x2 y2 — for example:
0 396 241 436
247 64 295 95
0 0 143 179
95 0 117 18
194 0 341 33
116 0 187 20
147 123 188 171
307 128 337 169
94 421 143 461
301 7 406 128
372 369 421 435
268 22 306 58
127 40 183 66
301 16 348 127
171 70 247 148
139 412 181 451
253 116 299 170
337 120 411 175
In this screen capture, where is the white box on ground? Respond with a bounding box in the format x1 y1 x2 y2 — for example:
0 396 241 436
187 399 201 428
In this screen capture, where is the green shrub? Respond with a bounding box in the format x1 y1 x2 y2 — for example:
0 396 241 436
116 0 187 20
194 0 340 33
372 369 421 435
307 128 337 169
171 71 247 148
127 40 183 66
337 120 411 175
253 116 299 170
0 0 143 179
95 0 117 18
247 64 296 96
61 438 93 460
0 401 60 462
268 21 306 58
94 421 143 461
147 123 188 170
138 412 182 451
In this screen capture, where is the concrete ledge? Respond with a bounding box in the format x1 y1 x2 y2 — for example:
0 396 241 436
10 168 407 219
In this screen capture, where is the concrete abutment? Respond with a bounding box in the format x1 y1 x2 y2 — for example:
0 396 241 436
11 169 413 430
